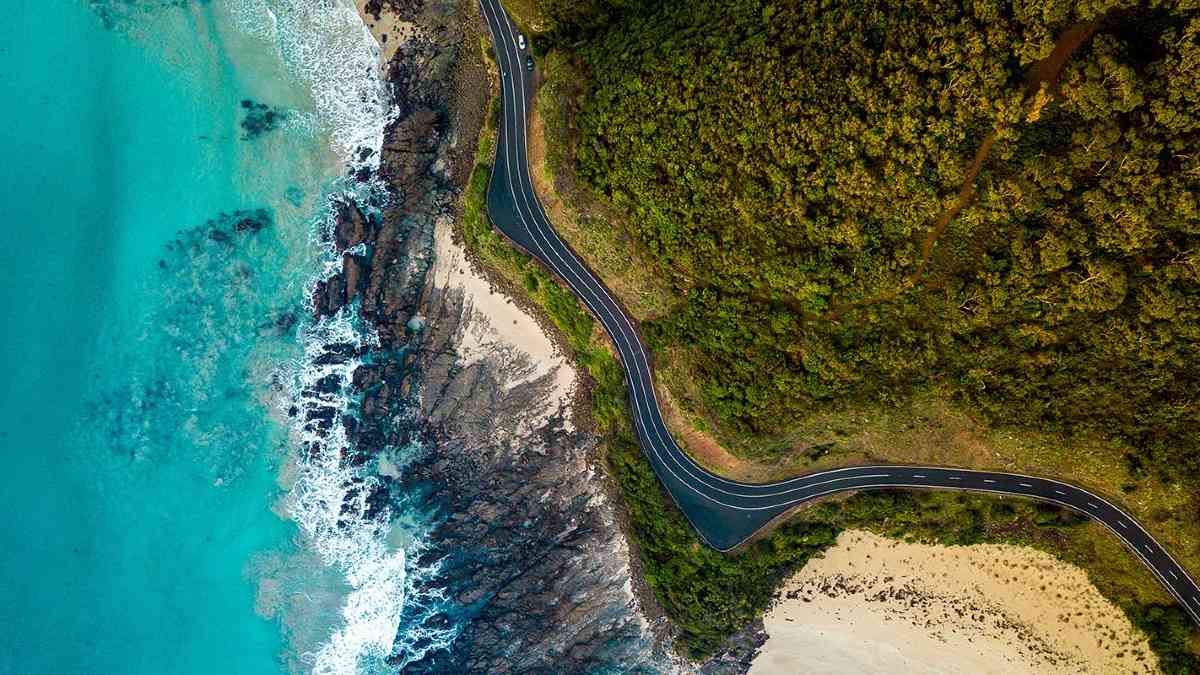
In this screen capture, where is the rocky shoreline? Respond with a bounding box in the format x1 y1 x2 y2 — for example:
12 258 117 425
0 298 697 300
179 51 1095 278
316 0 681 670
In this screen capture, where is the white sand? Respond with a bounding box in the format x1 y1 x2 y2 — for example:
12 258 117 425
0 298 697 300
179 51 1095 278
429 217 577 429
751 530 1159 675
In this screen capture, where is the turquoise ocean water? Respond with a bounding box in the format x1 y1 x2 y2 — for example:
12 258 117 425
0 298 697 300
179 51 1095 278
0 1 416 672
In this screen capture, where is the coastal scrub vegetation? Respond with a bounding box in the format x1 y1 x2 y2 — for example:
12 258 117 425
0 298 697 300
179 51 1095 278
610 425 1200 667
462 87 1199 671
538 0 1200 494
465 3 1200 668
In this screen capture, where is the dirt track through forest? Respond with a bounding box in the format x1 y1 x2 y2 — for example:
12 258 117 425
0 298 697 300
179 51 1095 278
825 20 1099 322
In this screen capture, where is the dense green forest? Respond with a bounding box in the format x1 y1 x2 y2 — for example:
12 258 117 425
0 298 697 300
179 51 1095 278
464 11 1200 665
464 112 1196 664
532 0 1200 484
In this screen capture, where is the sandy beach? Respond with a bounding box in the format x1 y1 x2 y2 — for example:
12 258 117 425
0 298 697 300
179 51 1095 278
428 215 578 433
750 530 1158 674
356 0 414 65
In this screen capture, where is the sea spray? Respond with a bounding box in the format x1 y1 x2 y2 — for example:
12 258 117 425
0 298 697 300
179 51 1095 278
227 0 394 167
280 191 459 671
286 303 404 672
224 0 468 667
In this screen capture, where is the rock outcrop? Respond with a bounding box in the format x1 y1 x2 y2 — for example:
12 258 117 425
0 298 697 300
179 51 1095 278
330 0 674 671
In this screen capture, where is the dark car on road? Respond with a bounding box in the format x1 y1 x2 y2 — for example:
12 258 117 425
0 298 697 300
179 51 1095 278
525 55 534 72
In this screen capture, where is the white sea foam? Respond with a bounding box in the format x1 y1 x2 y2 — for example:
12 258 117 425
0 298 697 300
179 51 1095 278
227 0 394 170
285 305 405 674
279 188 458 672
218 0 441 669
283 296 398 668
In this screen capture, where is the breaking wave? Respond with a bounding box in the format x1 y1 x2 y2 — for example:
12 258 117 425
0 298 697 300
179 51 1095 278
286 302 401 673
228 0 394 169
222 0 446 669
281 196 457 672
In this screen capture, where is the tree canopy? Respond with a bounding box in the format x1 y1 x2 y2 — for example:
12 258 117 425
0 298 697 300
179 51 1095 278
545 0 1200 481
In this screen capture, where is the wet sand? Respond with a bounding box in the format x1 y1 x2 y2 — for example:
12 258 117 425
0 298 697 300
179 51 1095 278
751 530 1159 674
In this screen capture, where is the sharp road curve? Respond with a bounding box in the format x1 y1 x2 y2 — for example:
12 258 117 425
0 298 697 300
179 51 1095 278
478 0 1200 627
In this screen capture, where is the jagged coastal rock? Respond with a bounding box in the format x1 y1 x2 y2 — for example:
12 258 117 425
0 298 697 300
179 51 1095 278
338 0 674 670
398 218 665 672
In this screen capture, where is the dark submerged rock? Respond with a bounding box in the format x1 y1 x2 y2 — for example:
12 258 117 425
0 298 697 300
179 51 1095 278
333 197 372 251
232 208 272 233
239 99 288 140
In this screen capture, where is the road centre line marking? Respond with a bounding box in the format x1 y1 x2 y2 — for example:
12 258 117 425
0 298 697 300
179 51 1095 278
483 2 739 501
983 479 996 483
1019 482 1033 488
482 0 1200 624
1088 502 1100 509
1171 571 1179 580
912 474 926 478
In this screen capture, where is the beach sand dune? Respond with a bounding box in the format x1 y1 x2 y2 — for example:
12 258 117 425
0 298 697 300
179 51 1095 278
751 530 1158 674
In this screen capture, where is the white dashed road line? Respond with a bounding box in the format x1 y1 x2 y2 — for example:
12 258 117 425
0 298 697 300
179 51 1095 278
481 0 1200 629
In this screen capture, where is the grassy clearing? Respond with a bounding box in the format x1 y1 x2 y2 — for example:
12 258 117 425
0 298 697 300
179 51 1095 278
660 361 1200 602
457 43 1199 669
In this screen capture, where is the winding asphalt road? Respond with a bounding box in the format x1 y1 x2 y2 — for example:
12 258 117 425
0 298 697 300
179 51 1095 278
478 0 1200 627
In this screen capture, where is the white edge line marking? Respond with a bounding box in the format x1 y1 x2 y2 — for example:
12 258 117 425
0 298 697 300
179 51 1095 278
480 0 1200 625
